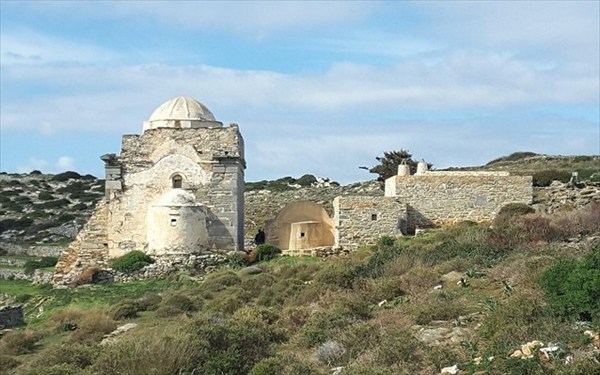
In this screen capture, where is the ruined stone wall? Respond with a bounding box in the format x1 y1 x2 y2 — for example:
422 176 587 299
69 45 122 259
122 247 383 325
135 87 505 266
334 196 407 249
107 126 244 256
53 201 109 286
386 173 532 231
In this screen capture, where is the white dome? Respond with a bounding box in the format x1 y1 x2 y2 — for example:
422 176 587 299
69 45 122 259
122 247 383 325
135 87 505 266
155 189 197 206
149 97 215 121
143 96 222 132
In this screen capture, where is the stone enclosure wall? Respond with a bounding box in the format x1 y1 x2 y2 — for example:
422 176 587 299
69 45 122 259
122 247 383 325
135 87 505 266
334 196 407 249
385 172 532 231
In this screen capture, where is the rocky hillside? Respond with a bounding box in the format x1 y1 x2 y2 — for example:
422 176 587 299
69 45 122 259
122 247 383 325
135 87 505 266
0 172 104 247
0 153 598 251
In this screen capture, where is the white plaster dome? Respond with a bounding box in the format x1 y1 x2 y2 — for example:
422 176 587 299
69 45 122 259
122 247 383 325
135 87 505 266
150 96 216 122
143 96 223 131
156 189 198 207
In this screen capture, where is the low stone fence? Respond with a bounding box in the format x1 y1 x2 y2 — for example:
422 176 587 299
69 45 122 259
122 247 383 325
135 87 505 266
0 269 53 284
55 252 230 287
0 242 64 257
536 182 600 213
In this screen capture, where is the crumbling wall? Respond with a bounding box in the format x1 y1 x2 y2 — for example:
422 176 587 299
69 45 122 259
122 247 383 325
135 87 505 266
334 196 407 249
53 201 109 286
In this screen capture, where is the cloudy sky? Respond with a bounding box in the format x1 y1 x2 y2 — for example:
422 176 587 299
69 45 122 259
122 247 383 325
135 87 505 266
1 1 598 184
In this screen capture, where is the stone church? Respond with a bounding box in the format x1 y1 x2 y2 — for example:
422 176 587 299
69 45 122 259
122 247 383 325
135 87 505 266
53 97 245 285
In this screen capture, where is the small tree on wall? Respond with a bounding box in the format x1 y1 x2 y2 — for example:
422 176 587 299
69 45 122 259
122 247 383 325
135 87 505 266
360 149 432 182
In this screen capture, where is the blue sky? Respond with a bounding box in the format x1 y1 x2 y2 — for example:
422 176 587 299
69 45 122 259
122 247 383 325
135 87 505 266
1 1 598 184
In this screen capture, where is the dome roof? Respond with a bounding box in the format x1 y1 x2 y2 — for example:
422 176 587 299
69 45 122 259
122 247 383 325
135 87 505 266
149 97 216 122
155 189 198 207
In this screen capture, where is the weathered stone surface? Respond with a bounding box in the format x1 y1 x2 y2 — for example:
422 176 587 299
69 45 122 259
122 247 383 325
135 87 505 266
386 172 533 231
334 196 407 249
535 182 600 213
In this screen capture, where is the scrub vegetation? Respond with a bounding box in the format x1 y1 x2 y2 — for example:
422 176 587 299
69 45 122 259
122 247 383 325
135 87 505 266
1 202 599 375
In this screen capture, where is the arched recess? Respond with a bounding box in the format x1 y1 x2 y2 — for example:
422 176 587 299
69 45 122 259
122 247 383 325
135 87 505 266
266 201 335 250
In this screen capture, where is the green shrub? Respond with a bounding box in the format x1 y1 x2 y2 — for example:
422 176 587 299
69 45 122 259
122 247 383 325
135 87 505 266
0 354 20 371
255 244 282 262
136 293 162 311
296 309 354 347
109 301 141 320
189 316 281 374
227 251 248 267
533 169 572 187
28 343 97 370
24 256 58 274
57 181 85 193
540 246 600 322
72 202 89 210
18 363 91 375
377 235 396 247
111 250 154 273
13 195 32 204
486 151 538 165
374 326 422 367
38 191 55 200
14 293 33 303
0 330 41 355
57 213 76 223
249 353 323 375
0 217 34 233
52 171 82 181
494 203 535 226
38 198 71 209
70 312 116 343
296 174 318 186
160 293 196 312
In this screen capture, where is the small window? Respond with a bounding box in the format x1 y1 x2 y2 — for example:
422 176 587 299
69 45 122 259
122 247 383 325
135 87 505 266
174 120 182 129
300 232 305 238
371 213 378 221
170 218 177 227
172 174 183 188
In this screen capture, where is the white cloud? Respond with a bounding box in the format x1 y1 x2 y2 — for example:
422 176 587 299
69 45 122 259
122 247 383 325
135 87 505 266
2 51 597 134
417 1 599 60
16 156 76 174
0 31 119 66
56 156 75 170
17 1 377 37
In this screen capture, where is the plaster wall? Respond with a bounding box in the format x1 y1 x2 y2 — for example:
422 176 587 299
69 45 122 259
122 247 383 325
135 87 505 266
147 205 208 254
267 201 334 250
289 221 324 250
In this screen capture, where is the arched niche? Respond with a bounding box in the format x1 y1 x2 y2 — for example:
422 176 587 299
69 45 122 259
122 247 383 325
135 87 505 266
266 201 335 250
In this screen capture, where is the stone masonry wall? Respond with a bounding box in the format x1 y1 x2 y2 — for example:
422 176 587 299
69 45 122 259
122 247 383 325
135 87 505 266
107 126 244 256
387 174 532 231
53 201 109 286
334 196 407 249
